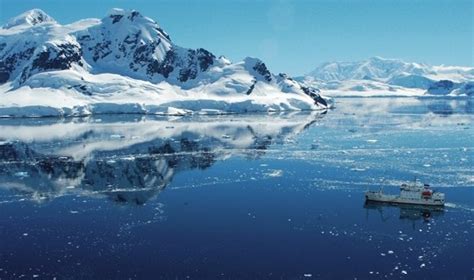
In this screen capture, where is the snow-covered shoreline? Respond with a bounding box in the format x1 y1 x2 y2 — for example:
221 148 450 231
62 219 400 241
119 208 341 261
0 77 330 118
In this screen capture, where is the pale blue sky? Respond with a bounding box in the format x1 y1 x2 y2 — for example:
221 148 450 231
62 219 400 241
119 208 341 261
1 0 472 76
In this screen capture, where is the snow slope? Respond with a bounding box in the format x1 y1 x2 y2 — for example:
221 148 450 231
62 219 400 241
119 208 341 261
0 9 328 117
300 57 474 97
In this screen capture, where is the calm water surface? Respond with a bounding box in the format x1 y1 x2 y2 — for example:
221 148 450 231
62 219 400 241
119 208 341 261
0 97 473 279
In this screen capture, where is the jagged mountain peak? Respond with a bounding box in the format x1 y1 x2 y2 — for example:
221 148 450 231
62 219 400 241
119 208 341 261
364 56 428 70
101 8 171 40
301 57 473 96
307 56 435 82
0 8 329 117
106 8 144 22
308 57 473 82
243 57 271 79
366 56 400 63
3 9 56 29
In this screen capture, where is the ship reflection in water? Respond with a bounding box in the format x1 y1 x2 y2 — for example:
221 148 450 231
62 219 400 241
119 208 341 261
364 200 445 224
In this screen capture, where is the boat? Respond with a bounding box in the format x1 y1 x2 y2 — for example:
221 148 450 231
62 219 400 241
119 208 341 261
365 179 445 206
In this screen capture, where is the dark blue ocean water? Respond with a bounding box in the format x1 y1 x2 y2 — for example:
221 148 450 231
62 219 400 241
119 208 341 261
0 97 473 279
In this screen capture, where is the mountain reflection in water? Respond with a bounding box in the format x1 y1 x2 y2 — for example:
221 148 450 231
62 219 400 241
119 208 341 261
0 98 472 279
0 112 326 205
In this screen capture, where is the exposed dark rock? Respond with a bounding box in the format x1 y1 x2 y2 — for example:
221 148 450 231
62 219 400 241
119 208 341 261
68 84 92 96
175 48 215 82
279 73 295 81
77 35 91 42
32 43 82 71
155 27 171 41
128 11 140 21
147 50 175 78
253 61 272 82
133 41 160 66
179 67 196 82
300 85 327 106
28 11 49 26
110 14 123 24
124 31 141 45
15 43 82 83
196 48 215 72
91 41 112 62
427 80 456 95
0 47 35 83
246 80 256 95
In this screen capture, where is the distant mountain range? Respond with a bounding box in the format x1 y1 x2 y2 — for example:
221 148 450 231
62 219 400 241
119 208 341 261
0 9 327 117
298 56 474 96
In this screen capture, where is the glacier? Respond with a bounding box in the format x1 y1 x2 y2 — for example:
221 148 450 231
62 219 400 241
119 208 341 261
0 9 329 117
299 56 474 97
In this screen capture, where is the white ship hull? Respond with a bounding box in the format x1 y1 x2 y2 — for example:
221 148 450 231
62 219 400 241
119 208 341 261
365 191 445 206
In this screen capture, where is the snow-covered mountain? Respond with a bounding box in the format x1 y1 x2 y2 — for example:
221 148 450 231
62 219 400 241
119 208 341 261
299 57 474 96
0 9 328 117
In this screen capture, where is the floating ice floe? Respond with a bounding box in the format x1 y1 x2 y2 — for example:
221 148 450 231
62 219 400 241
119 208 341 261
265 169 283 177
350 167 366 172
14 172 29 178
